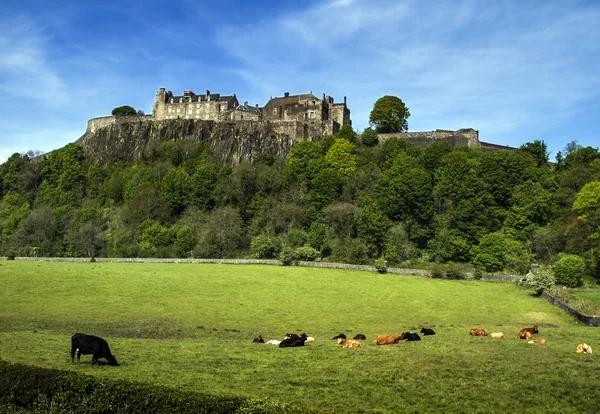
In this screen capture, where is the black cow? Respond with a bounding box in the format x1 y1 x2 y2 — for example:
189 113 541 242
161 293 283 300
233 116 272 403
279 333 308 348
420 328 436 336
405 332 421 341
353 333 367 340
71 333 119 366
332 333 346 340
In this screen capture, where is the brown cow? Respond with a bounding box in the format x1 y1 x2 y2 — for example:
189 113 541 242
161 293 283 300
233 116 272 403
338 338 361 348
469 328 488 336
518 325 538 339
252 335 264 343
353 334 366 340
376 334 397 345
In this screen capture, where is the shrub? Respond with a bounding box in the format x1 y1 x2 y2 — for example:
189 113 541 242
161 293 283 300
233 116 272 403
292 245 321 261
250 234 275 259
374 257 388 273
431 264 445 278
279 247 294 266
553 254 586 287
523 266 555 295
444 262 467 280
6 254 15 260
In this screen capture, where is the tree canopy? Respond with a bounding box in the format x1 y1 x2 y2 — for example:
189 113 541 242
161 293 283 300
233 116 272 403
369 95 410 133
111 105 137 117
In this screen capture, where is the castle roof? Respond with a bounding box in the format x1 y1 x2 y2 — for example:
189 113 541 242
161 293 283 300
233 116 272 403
234 103 262 115
169 93 236 103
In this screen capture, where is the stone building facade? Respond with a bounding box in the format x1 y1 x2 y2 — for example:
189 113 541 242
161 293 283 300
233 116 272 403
152 88 352 136
152 89 239 121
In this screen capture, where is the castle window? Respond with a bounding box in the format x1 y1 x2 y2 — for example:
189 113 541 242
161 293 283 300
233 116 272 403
309 111 315 119
273 108 277 115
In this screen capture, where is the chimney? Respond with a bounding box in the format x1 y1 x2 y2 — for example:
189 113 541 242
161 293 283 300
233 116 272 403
344 96 347 105
284 92 289 98
206 90 210 100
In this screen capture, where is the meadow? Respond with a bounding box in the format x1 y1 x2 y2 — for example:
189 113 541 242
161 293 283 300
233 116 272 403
1 261 599 413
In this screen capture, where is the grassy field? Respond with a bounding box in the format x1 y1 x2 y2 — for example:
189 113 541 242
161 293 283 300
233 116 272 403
1 261 599 413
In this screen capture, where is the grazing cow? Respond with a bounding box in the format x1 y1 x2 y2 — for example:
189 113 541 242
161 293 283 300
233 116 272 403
469 328 488 336
518 325 539 339
279 333 308 348
338 338 361 348
252 335 264 343
71 333 119 366
353 334 366 340
576 343 593 354
266 339 281 345
332 333 346 340
528 338 546 344
490 332 505 339
376 334 398 345
405 332 421 341
420 328 436 336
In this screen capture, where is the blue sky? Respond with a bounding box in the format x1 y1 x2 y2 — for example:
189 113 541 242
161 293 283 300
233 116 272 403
1 0 599 164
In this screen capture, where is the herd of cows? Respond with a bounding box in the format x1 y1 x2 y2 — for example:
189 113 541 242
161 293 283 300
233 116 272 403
70 325 593 367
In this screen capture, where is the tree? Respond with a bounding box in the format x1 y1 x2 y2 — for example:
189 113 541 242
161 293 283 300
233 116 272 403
361 127 379 147
325 139 357 177
369 95 410 133
553 254 586 287
520 140 549 167
111 105 137 117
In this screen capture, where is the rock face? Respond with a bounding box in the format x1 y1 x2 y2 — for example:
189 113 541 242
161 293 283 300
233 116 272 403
76 118 301 165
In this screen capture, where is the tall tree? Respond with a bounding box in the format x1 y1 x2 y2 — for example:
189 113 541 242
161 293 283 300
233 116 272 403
369 95 410 133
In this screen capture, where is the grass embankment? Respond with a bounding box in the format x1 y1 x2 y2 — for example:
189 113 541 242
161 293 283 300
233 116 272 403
0 261 598 413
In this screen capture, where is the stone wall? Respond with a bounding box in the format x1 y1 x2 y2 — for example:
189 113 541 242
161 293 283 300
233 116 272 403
86 115 154 134
378 128 481 148
542 291 600 326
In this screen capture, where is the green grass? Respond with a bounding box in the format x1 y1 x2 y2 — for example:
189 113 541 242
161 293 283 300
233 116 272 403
1 261 599 413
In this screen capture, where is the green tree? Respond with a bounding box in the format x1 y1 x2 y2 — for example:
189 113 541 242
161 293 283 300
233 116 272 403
325 138 357 177
334 124 356 143
572 180 600 260
250 234 276 259
162 167 192 213
361 128 379 147
369 95 410 133
553 254 586 287
357 200 392 257
472 232 530 273
111 105 137 116
520 140 549 167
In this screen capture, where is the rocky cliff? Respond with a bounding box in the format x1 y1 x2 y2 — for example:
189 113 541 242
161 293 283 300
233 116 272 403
75 118 301 165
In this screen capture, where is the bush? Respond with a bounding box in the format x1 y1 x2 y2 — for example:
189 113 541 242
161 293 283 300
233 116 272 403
431 264 445 279
111 105 136 116
553 254 586 287
523 266 555 295
292 245 321 261
279 247 294 266
250 234 275 259
6 254 15 260
374 257 388 273
444 262 467 280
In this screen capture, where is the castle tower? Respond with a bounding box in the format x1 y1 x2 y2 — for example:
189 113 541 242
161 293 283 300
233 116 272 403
153 88 168 119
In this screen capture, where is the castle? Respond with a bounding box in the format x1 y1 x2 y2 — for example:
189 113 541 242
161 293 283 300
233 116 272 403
152 88 351 136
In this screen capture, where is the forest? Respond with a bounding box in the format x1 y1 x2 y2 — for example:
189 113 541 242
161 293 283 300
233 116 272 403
1 126 599 281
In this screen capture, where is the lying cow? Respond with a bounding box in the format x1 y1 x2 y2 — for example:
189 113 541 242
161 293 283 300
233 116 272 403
353 334 366 340
285 333 300 340
252 335 264 343
469 328 488 336
332 333 346 340
490 332 505 339
576 343 593 354
338 338 361 348
404 332 421 341
518 325 538 339
265 339 281 345
376 334 398 345
279 333 308 348
71 333 119 366
528 338 546 344
420 328 435 336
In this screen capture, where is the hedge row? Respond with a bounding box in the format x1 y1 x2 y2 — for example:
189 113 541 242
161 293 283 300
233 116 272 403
0 360 321 414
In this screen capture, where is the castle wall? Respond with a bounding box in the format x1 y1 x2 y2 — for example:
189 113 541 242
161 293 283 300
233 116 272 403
378 128 481 148
86 115 153 134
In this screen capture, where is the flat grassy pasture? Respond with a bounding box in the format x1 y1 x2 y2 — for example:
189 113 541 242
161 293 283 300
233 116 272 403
1 261 599 413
